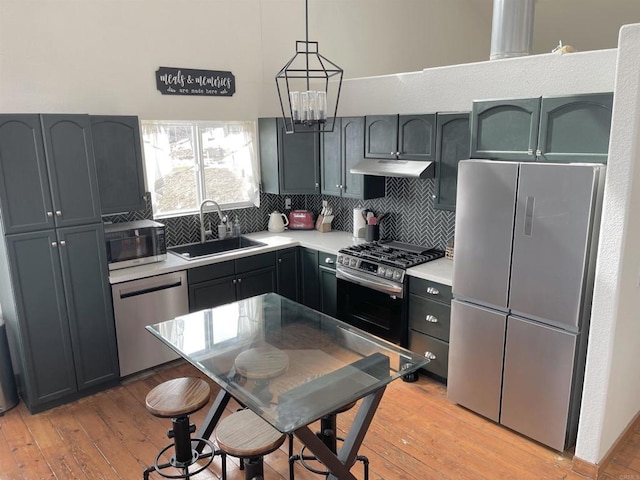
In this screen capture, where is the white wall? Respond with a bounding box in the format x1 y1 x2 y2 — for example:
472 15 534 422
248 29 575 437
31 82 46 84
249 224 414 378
0 0 490 119
575 24 640 463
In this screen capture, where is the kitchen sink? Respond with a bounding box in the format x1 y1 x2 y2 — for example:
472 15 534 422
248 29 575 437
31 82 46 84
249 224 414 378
168 236 267 260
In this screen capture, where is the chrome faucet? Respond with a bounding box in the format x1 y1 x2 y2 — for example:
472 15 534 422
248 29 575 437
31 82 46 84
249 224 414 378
199 199 226 243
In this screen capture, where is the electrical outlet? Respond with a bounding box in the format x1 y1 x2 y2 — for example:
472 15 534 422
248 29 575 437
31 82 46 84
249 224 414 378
285 197 291 210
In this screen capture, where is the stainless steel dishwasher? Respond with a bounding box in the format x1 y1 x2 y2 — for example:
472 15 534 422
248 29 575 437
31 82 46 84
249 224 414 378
112 271 188 377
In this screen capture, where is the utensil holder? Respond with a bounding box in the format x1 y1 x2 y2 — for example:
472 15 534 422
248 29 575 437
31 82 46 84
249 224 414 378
365 225 379 242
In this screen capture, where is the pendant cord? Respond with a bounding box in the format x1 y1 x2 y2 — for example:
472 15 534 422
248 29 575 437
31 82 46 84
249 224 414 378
305 0 310 91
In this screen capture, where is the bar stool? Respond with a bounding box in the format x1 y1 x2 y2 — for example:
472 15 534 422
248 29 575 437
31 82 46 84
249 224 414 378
234 347 289 404
143 377 216 480
215 408 286 480
288 401 369 480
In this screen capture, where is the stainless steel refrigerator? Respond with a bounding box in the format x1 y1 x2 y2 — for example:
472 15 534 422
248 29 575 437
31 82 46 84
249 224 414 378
447 159 605 451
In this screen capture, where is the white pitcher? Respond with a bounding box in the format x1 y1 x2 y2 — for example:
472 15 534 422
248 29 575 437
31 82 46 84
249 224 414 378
268 211 289 232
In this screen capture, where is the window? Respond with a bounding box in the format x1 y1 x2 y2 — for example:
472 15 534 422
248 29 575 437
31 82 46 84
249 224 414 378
141 120 260 218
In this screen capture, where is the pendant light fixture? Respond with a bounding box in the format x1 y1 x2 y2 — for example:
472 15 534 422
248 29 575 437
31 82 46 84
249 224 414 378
275 0 343 134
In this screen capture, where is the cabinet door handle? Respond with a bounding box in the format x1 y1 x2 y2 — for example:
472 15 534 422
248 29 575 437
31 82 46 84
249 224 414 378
278 258 282 263
324 258 335 264
51 241 58 247
336 184 340 188
315 182 319 188
237 278 242 283
47 211 53 217
232 279 237 284
527 149 534 156
390 152 395 156
59 240 66 247
425 315 438 323
424 351 437 360
55 210 62 216
431 194 437 200
535 149 542 157
426 286 440 295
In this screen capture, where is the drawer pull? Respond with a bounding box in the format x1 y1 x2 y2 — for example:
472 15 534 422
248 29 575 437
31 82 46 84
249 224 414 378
425 315 438 323
426 287 440 295
424 351 437 360
324 257 335 265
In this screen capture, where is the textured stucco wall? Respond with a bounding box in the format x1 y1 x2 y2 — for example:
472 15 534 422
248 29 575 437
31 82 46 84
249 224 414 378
575 23 640 464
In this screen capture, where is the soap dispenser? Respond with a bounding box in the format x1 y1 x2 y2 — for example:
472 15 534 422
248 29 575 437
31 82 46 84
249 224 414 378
232 216 241 237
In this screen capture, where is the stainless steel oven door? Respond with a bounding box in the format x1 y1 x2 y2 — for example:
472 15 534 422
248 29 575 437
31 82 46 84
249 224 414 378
336 275 407 346
336 266 404 297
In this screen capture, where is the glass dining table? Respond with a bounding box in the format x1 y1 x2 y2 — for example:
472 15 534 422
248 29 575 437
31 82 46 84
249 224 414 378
146 292 428 480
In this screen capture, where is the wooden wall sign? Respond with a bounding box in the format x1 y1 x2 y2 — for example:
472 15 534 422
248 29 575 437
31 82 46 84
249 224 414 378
156 67 236 96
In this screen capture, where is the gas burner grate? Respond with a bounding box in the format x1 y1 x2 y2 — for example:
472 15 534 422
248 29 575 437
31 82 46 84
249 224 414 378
340 242 445 269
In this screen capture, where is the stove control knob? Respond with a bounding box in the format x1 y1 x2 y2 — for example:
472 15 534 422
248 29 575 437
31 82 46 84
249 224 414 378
337 256 343 264
385 269 394 278
379 267 386 276
350 258 357 267
393 270 402 280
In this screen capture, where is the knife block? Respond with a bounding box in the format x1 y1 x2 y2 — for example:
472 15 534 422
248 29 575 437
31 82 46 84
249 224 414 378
315 215 332 232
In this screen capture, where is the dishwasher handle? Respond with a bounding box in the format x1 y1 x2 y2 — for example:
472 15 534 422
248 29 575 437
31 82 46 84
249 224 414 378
119 279 184 299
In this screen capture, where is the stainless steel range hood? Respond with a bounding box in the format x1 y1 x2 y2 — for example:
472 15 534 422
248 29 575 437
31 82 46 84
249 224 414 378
350 159 434 179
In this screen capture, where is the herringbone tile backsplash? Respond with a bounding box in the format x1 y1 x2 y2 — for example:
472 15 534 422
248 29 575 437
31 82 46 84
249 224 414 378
102 178 455 250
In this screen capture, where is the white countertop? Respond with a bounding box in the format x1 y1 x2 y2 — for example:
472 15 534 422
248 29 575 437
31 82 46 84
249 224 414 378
108 229 453 286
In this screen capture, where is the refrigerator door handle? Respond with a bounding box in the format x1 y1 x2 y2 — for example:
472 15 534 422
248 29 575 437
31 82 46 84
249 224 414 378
524 196 535 236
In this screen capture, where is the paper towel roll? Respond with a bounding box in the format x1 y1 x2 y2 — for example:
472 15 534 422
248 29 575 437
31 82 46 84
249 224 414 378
353 207 367 239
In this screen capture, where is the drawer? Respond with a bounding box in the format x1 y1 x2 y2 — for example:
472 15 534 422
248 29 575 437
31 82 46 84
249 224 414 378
236 252 276 274
409 277 452 304
188 260 235 284
318 252 337 270
408 294 450 341
409 332 449 380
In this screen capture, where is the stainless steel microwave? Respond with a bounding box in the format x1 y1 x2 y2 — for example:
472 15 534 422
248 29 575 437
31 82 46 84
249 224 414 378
104 220 167 271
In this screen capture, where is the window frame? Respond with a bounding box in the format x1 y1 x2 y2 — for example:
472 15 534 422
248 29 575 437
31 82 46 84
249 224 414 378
141 119 260 220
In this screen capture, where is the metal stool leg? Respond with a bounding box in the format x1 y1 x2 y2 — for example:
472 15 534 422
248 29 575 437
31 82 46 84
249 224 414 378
143 413 216 479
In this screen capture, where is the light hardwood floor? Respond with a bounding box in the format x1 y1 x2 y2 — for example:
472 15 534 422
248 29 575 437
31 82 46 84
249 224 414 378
1 360 638 480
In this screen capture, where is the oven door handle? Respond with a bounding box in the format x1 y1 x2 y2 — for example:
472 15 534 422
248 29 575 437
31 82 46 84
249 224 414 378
336 267 404 297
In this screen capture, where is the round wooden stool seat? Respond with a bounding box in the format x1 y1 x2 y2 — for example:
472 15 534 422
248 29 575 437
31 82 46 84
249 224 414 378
234 347 289 379
216 409 286 458
331 400 357 415
145 377 210 418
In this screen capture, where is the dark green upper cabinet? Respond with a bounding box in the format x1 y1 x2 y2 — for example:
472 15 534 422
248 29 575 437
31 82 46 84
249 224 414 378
91 115 146 214
321 117 385 200
365 114 436 161
40 115 102 227
537 93 613 163
0 115 55 234
0 114 101 234
258 117 320 195
434 113 470 211
470 97 541 161
398 115 436 160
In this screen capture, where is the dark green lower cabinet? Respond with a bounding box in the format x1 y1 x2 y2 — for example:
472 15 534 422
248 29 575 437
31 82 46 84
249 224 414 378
238 267 276 300
2 223 118 412
300 248 336 316
276 248 299 302
319 266 337 317
187 253 276 311
300 248 320 310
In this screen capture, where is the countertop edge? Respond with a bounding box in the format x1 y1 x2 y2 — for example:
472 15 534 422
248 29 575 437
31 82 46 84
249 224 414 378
108 230 454 286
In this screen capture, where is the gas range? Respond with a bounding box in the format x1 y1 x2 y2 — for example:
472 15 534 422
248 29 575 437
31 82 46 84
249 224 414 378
336 241 445 297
